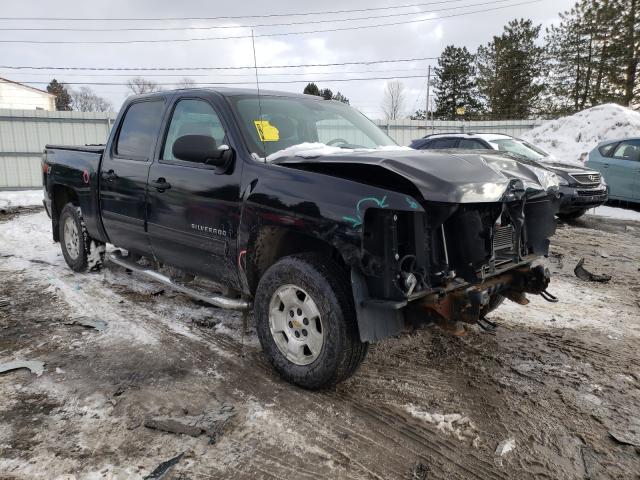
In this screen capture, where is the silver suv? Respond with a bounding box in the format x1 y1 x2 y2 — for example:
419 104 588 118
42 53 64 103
410 133 608 220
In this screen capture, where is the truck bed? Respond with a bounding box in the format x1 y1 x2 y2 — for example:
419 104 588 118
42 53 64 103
45 144 105 154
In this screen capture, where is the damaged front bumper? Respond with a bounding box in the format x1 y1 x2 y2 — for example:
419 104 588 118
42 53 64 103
352 187 559 343
411 264 553 327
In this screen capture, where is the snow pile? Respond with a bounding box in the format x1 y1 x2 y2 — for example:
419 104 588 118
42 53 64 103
0 189 44 211
266 142 411 162
405 405 479 445
521 104 640 165
586 205 640 222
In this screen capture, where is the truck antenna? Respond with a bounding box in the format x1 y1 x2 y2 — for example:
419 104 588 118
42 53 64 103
251 29 266 163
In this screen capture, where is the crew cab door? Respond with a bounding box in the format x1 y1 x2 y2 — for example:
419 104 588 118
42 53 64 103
146 96 243 287
99 98 166 255
608 140 640 201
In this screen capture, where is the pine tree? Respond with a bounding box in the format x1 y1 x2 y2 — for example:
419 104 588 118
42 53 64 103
332 92 350 104
319 88 333 100
433 45 481 120
476 19 545 119
544 0 638 113
613 0 639 105
303 83 320 96
46 79 72 111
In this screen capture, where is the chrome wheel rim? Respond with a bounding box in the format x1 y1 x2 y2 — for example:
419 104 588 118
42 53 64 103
268 284 324 366
63 216 80 260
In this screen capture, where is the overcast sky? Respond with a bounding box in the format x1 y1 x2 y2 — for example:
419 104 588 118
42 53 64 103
1 0 573 117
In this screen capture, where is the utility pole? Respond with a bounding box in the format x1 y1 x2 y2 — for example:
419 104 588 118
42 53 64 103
425 65 431 133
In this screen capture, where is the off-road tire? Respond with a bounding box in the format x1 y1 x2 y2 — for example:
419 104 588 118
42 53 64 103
59 203 104 272
254 253 368 389
558 209 587 221
481 293 505 317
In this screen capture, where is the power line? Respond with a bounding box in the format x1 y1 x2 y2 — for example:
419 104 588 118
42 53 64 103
0 1 542 44
0 0 516 32
0 56 439 72
0 0 517 22
0 66 438 79
13 74 442 87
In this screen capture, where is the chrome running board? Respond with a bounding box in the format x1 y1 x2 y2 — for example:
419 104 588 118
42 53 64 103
108 252 250 311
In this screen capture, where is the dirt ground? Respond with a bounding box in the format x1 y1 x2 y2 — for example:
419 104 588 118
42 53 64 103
0 209 639 480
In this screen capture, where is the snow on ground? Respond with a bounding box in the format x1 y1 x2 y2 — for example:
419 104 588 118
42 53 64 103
404 405 479 444
521 103 640 165
586 205 640 221
0 210 245 348
0 189 43 211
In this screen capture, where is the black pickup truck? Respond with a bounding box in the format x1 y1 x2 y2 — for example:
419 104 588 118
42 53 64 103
43 88 559 389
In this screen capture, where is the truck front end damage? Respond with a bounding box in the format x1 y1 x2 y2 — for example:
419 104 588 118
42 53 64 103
352 185 559 340
274 150 560 342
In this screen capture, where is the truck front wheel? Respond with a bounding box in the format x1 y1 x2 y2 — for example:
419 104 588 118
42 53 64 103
59 203 105 272
254 253 368 389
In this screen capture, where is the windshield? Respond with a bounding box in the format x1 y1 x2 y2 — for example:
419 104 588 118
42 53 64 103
228 94 396 158
489 138 549 160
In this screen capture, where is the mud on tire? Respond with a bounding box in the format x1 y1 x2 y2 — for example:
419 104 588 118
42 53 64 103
254 253 368 390
59 203 105 272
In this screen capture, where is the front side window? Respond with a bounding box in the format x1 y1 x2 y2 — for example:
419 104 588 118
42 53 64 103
229 95 396 158
598 143 617 157
612 140 640 161
116 100 164 159
162 99 227 161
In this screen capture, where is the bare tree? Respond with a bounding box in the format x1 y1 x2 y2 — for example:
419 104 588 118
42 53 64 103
381 80 406 120
175 77 197 89
70 86 113 112
126 76 162 95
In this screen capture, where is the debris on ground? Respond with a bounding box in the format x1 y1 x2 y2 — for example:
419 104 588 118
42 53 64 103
574 258 612 283
193 317 221 328
0 359 45 376
143 452 185 480
144 404 236 444
608 417 640 447
64 317 108 331
495 438 516 457
411 461 430 480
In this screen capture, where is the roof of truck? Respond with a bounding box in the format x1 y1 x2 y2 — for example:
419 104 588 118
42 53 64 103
153 87 323 100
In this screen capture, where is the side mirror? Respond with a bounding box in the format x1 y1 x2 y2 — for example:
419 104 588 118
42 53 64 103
172 135 229 166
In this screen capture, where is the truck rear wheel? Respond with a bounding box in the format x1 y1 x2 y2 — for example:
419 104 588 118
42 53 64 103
59 203 104 272
254 253 368 389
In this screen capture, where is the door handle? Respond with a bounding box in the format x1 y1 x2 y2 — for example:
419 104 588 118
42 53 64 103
150 178 171 192
102 169 118 182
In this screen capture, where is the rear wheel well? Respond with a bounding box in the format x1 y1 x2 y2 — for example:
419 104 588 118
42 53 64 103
246 227 347 295
51 185 79 242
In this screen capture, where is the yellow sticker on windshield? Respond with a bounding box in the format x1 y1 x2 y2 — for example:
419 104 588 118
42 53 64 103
254 120 280 142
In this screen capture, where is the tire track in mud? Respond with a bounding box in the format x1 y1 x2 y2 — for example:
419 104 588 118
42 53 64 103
335 394 509 480
190 331 493 479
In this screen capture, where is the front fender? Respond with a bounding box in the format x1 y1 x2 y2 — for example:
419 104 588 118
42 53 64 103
238 161 425 267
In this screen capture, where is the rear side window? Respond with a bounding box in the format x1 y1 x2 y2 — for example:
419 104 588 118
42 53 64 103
598 143 617 157
458 139 486 150
429 138 458 149
612 140 640 161
116 101 165 159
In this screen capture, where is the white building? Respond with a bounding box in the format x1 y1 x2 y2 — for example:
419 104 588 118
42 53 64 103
0 77 56 111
